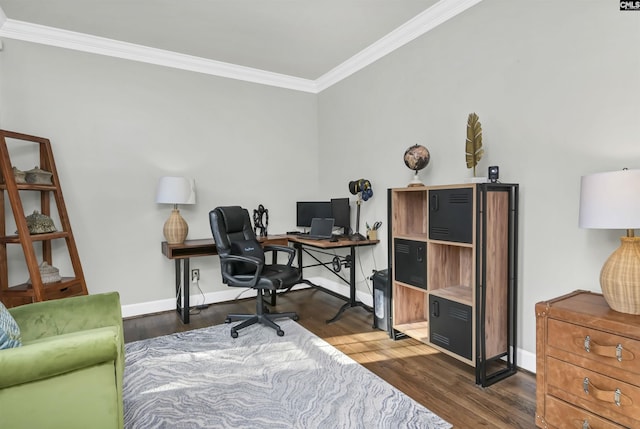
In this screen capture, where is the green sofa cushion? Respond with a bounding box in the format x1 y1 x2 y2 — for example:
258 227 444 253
0 301 21 349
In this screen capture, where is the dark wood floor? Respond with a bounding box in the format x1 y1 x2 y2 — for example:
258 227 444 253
124 288 537 428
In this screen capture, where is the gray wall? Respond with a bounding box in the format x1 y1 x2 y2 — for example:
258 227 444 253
0 39 319 306
0 0 638 364
317 0 640 359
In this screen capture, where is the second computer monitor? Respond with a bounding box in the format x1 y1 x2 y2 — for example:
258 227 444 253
331 198 350 236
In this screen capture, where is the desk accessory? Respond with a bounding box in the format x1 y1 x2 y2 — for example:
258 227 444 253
156 176 196 244
488 166 499 182
348 179 373 241
253 204 269 237
579 168 640 314
403 144 430 187
366 221 382 240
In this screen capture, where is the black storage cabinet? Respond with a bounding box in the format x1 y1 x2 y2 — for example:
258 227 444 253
429 295 472 360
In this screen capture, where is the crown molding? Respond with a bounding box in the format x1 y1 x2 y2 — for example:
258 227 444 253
0 18 319 93
315 0 483 91
0 0 482 94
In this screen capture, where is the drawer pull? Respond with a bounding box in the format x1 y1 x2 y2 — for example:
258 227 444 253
580 336 630 362
616 344 623 362
582 377 631 407
582 420 589 429
584 335 591 352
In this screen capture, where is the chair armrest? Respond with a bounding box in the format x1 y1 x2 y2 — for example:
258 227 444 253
0 326 120 389
220 255 264 288
262 244 296 266
9 292 122 342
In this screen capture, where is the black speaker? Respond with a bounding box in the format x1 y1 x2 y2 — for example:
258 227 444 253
488 166 499 183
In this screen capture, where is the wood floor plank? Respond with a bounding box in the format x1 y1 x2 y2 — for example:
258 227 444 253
123 288 537 428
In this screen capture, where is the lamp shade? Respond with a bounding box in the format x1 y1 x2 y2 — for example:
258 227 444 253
579 168 640 314
579 169 640 229
155 176 196 205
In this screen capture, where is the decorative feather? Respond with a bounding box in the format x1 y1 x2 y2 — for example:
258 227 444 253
465 112 484 177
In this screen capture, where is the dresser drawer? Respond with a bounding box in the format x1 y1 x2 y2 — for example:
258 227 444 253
547 319 640 376
547 357 640 427
544 395 624 429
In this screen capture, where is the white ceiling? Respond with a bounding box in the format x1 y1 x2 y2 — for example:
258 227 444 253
0 0 481 92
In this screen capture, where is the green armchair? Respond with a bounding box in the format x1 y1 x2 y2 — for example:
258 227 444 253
0 292 124 429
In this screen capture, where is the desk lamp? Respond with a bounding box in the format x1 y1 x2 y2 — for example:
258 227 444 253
579 168 640 314
156 176 196 244
348 179 373 241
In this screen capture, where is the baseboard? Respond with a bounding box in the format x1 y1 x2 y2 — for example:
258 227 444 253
121 281 316 319
518 348 536 374
121 277 535 374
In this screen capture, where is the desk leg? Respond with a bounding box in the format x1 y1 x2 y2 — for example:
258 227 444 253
175 258 190 324
326 246 372 323
293 242 373 323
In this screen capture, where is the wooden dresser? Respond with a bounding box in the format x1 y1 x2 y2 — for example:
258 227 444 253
536 290 640 428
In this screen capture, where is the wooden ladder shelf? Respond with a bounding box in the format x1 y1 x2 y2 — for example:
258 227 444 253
0 130 87 307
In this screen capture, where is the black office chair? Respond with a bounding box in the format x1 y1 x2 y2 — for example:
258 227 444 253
209 206 300 337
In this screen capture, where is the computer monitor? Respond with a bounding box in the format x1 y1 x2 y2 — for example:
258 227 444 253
296 201 332 228
331 198 350 236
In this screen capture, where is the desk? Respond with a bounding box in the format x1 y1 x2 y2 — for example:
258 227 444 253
286 235 379 323
161 235 288 323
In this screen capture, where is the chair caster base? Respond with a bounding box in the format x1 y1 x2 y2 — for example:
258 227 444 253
230 329 238 338
277 329 284 337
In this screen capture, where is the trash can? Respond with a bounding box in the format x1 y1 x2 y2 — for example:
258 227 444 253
371 269 391 336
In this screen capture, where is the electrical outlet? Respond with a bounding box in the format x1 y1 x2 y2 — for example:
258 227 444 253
191 269 200 282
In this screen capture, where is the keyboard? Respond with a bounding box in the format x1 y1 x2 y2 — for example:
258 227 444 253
304 235 331 240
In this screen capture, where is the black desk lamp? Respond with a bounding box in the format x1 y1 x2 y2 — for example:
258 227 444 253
348 179 373 241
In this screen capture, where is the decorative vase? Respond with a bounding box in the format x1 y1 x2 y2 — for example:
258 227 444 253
163 209 188 244
600 236 640 314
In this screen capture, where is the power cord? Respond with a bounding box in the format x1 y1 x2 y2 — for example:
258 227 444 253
357 248 373 295
186 275 208 315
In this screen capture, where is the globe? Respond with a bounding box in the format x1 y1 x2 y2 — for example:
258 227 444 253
404 144 430 172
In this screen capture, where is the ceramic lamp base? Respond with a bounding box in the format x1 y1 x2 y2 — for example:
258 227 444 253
163 209 188 244
600 236 640 314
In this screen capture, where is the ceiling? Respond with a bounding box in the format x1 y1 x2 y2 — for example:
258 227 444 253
0 0 481 92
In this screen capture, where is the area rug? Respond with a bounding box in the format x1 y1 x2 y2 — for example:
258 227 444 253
123 320 452 429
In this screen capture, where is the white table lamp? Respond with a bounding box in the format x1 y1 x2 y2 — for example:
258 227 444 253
579 168 640 314
156 176 196 244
